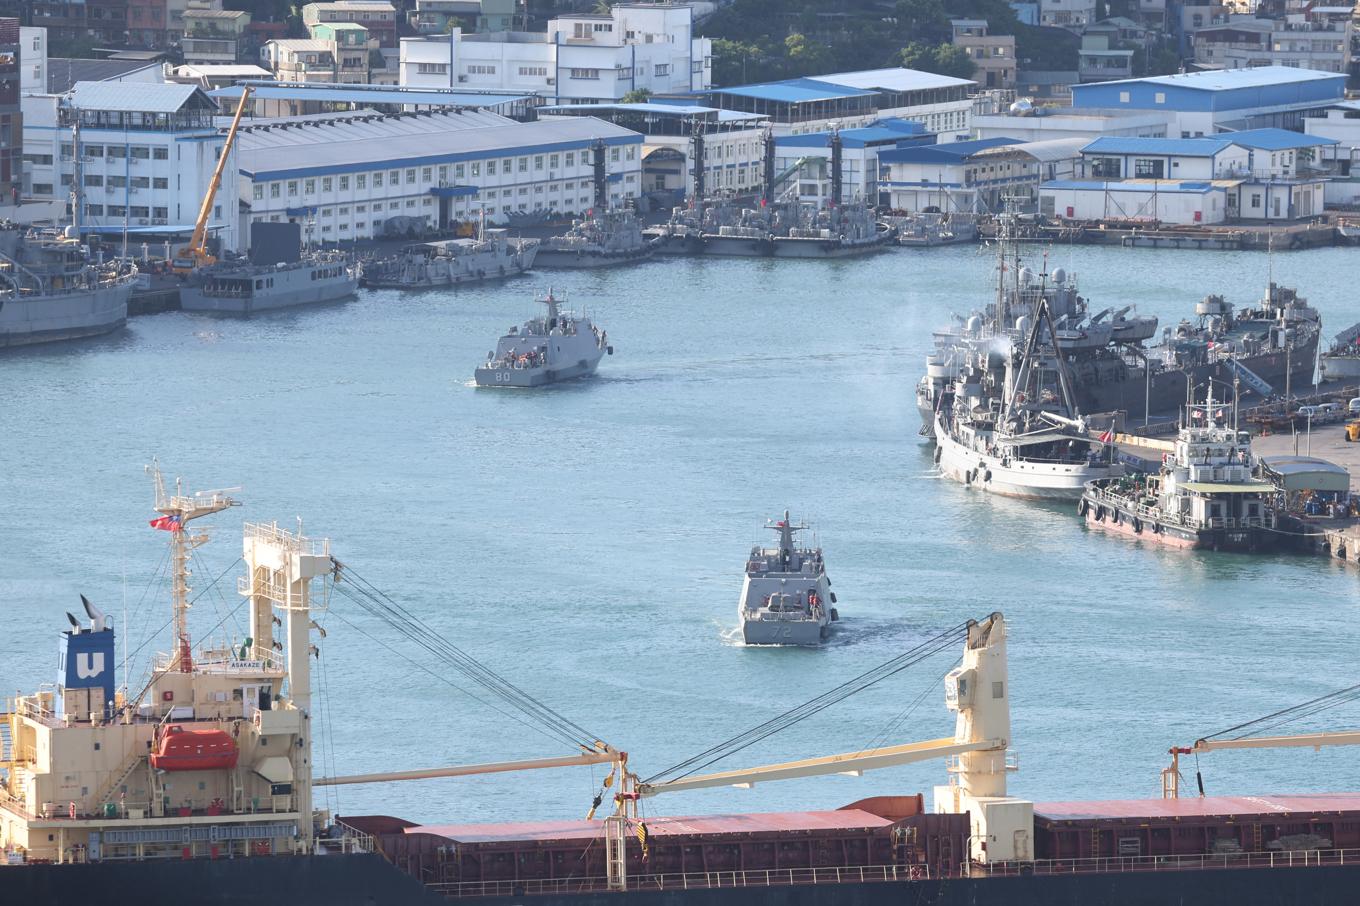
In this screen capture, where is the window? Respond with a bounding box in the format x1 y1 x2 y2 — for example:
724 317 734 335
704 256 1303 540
488 160 497 175
390 171 400 185
549 154 559 169
108 205 126 217
417 62 448 74
421 167 431 182
153 207 168 220
565 152 575 167
61 142 73 157
373 172 383 187
153 177 168 189
129 206 149 218
1133 158 1163 178
130 176 149 189
654 63 669 76
270 183 281 198
357 174 367 189
570 68 600 80
1251 193 1262 207
107 145 126 159
322 177 332 192
518 65 547 77
438 166 447 182
534 155 543 170
1154 92 1166 104
85 203 104 216
129 146 149 160
83 174 103 187
305 179 316 194
406 169 416 184
468 64 496 75
626 145 636 161
1119 90 1130 103
339 175 349 190
85 146 103 158
1090 156 1121 178
153 147 168 160
288 181 298 196
616 66 633 79
471 162 480 176
610 147 620 163
518 157 528 173
454 163 465 179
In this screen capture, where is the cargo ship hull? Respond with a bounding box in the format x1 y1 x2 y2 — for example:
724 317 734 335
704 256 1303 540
11 853 1360 906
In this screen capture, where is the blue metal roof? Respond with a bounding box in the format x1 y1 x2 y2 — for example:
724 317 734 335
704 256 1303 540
1042 179 1223 194
877 136 1020 164
1220 127 1338 151
777 118 931 149
210 84 531 108
542 101 716 116
1081 136 1233 157
1091 65 1343 92
710 77 877 104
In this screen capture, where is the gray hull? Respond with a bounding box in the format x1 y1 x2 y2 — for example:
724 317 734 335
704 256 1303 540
675 233 893 258
474 354 602 388
742 618 829 646
533 246 657 269
0 280 134 348
180 276 358 314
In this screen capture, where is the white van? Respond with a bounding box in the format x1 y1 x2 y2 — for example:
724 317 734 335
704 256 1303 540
1348 397 1360 414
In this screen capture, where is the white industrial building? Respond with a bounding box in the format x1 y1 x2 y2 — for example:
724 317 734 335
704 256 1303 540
1039 129 1336 223
973 107 1170 143
539 101 766 200
236 110 643 247
25 81 239 250
774 119 934 207
399 3 710 103
878 137 1044 213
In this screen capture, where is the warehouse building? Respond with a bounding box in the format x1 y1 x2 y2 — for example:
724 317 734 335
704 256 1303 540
236 110 642 246
1068 66 1346 138
775 119 934 207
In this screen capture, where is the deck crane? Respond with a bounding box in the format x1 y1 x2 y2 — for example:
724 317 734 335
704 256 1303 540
1163 683 1360 798
171 85 253 274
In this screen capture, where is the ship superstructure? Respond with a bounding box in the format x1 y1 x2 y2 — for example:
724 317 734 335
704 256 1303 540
360 232 537 290
738 510 838 645
178 251 358 314
0 467 335 864
535 209 658 269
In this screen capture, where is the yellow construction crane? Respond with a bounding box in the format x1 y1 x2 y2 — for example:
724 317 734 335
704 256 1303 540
171 85 253 274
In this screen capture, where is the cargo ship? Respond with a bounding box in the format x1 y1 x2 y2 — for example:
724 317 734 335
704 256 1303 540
7 477 1360 905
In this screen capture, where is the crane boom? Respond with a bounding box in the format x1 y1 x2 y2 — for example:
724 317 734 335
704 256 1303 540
173 85 253 273
637 737 991 797
316 749 619 787
1163 731 1360 798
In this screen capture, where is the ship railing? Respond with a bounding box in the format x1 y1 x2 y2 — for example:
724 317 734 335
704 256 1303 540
430 864 925 898
978 847 1360 877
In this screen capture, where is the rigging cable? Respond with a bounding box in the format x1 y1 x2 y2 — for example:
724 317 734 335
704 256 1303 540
1200 680 1360 742
644 621 970 785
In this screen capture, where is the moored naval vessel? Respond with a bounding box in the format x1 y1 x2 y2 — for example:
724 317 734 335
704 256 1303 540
473 289 611 387
649 199 893 258
934 293 1122 500
1080 389 1280 551
1319 320 1360 381
738 510 838 645
535 209 658 269
360 230 537 290
916 215 1320 431
178 250 359 314
0 225 138 348
10 485 1360 904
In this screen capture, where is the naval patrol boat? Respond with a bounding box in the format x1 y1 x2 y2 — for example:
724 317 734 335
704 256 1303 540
535 209 657 269
739 511 838 646
0 224 138 348
360 231 537 290
474 289 611 387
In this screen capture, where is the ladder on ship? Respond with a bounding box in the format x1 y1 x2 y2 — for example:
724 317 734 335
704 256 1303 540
94 754 147 813
604 815 628 891
0 717 12 784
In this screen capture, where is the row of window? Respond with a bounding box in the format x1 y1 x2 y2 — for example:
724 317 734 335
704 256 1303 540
251 191 635 232
85 204 170 219
251 147 638 201
80 175 170 189
59 143 169 160
259 175 639 207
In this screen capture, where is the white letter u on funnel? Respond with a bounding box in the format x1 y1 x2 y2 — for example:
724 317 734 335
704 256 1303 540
76 653 105 680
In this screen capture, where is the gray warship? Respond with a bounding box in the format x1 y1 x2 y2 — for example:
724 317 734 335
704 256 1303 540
535 209 658 269
649 200 893 258
360 231 537 290
0 224 138 348
179 250 358 314
739 511 838 646
473 289 611 388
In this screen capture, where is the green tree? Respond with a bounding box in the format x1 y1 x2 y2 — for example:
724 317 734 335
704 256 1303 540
900 41 976 79
895 0 949 36
622 88 654 103
784 32 833 76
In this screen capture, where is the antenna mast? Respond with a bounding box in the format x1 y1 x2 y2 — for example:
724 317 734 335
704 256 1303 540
147 459 241 673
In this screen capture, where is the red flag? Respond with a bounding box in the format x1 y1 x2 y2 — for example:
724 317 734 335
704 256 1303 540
1099 429 1113 444
149 515 183 532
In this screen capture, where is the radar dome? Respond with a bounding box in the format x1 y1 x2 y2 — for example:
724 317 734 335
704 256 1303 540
1015 315 1031 337
1052 267 1067 285
1018 266 1032 285
1009 98 1035 116
965 315 983 336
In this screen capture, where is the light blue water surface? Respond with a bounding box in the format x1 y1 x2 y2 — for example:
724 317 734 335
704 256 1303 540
2 244 1358 825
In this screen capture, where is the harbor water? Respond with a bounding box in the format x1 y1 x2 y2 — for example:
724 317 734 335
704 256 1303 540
3 244 1359 826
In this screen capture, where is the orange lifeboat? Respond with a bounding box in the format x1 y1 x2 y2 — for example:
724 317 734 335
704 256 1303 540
150 725 240 772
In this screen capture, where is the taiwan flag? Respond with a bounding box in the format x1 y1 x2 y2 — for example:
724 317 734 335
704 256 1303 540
149 515 182 532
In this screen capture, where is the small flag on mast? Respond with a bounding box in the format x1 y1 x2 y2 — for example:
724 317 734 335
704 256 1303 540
149 514 183 532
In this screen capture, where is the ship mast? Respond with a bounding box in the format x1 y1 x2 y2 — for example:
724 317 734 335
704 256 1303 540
148 460 240 672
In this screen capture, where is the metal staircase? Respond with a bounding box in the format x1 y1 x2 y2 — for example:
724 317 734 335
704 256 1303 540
94 753 146 811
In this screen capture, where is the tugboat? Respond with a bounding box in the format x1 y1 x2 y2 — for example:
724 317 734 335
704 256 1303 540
360 229 537 290
739 510 838 645
0 224 138 347
535 209 658 269
178 250 358 314
473 289 611 388
934 292 1121 500
1080 388 1279 551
